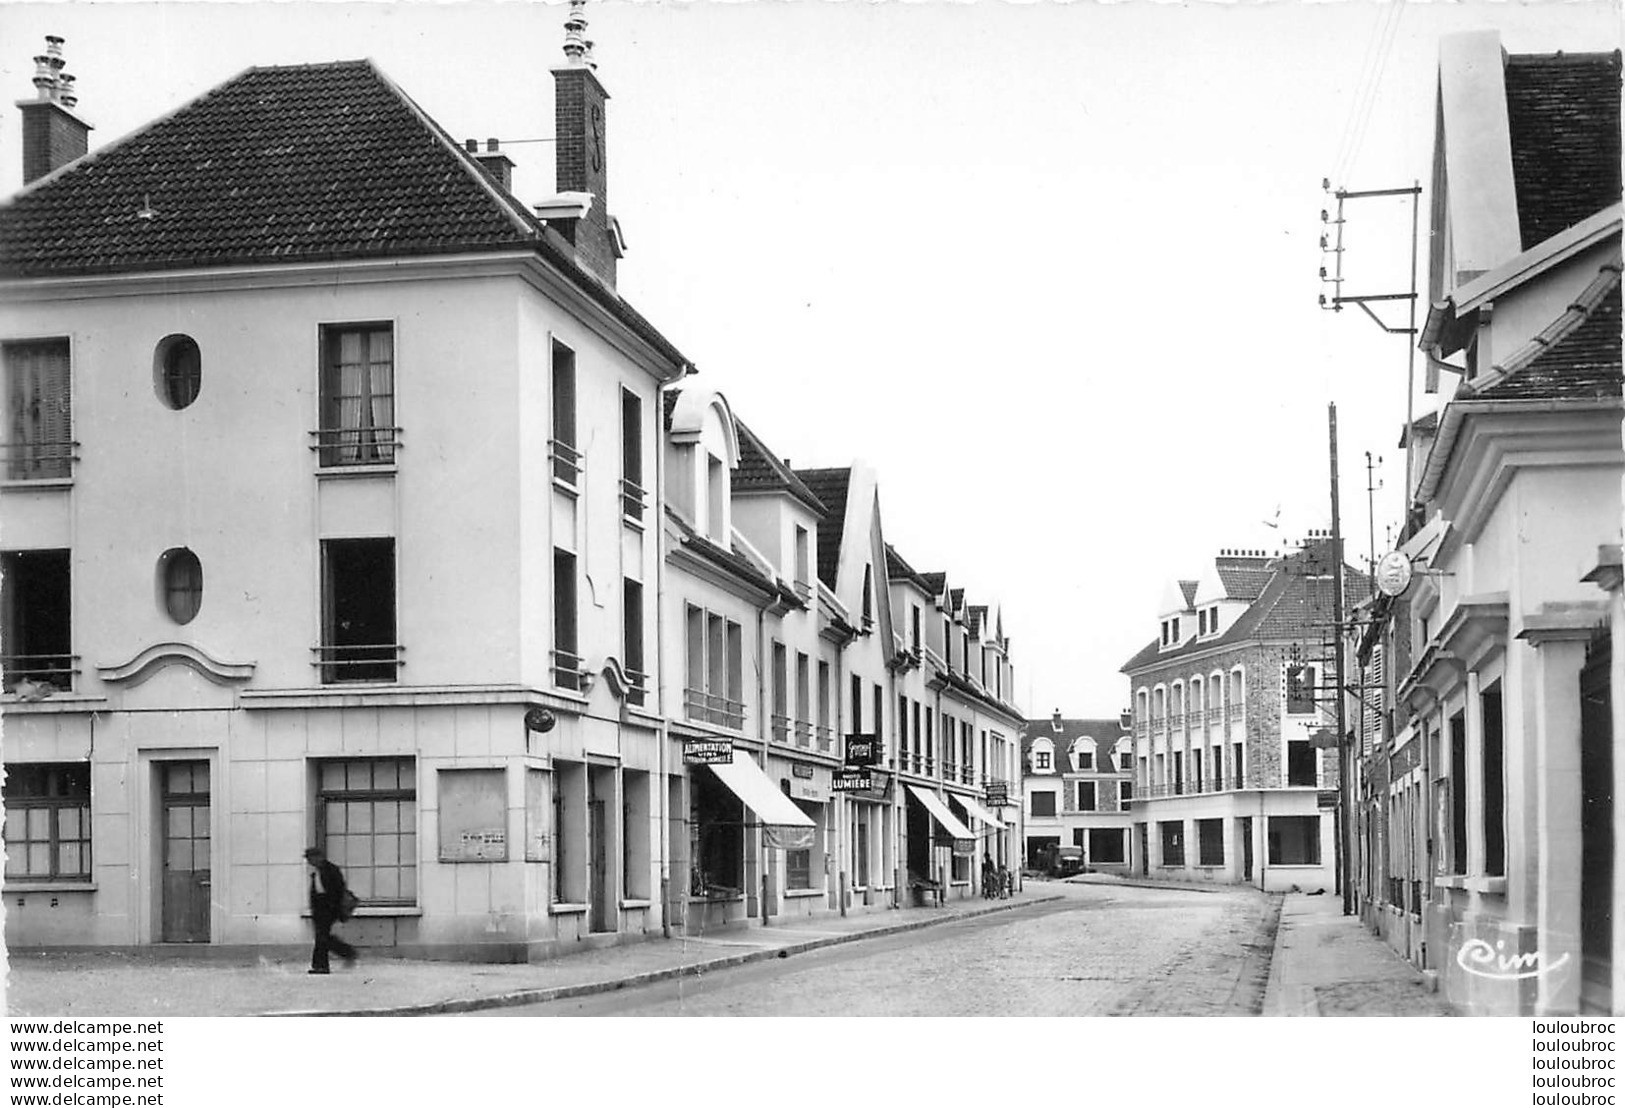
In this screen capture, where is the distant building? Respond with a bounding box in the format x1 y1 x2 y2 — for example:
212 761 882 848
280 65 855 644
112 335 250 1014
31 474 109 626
1020 712 1134 872
1122 538 1366 892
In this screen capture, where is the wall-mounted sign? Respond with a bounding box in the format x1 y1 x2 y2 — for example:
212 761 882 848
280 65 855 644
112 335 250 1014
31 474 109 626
1310 727 1341 750
791 764 815 779
1317 789 1339 809
845 734 880 768
524 707 557 733
985 782 1009 807
1375 550 1414 598
834 770 874 792
684 739 734 766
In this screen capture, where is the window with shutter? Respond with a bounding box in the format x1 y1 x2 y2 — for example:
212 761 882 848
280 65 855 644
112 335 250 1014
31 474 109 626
4 339 72 480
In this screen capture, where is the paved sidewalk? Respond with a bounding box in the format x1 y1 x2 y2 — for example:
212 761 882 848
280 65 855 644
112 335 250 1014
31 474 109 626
6 892 1058 1018
1262 892 1453 1016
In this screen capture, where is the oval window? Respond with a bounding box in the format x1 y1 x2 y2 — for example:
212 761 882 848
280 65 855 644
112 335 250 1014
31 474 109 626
158 548 203 624
154 335 201 410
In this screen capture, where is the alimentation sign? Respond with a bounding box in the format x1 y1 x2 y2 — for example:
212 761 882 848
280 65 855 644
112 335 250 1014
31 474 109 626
684 739 734 765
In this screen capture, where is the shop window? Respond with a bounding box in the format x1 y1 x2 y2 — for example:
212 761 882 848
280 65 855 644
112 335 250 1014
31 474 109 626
1268 815 1321 865
623 771 651 900
784 796 824 891
1482 686 1505 878
552 761 586 903
690 769 744 898
3 763 91 880
437 768 507 862
317 323 396 466
4 338 72 479
1089 828 1125 864
1159 821 1184 866
317 757 416 905
1450 712 1468 875
1 549 73 691
1031 791 1056 817
1197 819 1225 866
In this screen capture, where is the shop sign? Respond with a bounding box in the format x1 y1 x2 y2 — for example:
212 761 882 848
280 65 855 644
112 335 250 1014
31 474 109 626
1389 740 1419 778
985 782 1009 807
845 734 880 767
791 764 814 779
1317 789 1339 809
951 838 975 857
787 762 830 802
684 739 733 766
833 769 874 792
1310 727 1341 750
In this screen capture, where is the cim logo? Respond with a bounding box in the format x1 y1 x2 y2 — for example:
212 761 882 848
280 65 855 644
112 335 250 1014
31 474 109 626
1455 937 1571 981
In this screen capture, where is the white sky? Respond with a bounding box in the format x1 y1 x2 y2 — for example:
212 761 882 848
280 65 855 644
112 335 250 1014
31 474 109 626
1 0 1617 720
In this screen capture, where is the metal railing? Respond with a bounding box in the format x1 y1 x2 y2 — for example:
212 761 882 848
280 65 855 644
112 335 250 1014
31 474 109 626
684 687 745 731
620 477 646 523
771 713 792 743
310 427 401 467
815 725 833 753
624 668 647 708
2 441 77 481
794 720 813 748
550 648 582 692
549 438 582 488
1225 702 1243 721
943 760 958 781
1206 707 1222 726
313 643 403 684
1 653 78 693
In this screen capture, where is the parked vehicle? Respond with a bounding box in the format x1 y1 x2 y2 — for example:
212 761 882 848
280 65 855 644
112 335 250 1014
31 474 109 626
1049 845 1085 877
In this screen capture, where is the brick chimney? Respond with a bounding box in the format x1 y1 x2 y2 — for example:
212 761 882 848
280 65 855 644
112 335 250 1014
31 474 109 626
465 138 515 192
550 0 620 287
17 35 92 186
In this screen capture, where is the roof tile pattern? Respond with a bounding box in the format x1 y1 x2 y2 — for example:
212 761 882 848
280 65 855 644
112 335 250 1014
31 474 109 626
1 61 531 275
732 420 827 516
794 468 851 587
1477 280 1622 401
1021 718 1131 774
1504 52 1622 251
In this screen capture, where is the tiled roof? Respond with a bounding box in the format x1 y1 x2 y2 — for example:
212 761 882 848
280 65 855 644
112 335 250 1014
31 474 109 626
1476 278 1621 401
667 508 781 599
0 59 689 368
1121 541 1370 674
794 467 851 588
949 588 965 611
1504 52 1622 251
1214 558 1272 601
968 605 987 637
884 545 931 592
1398 409 1439 448
662 389 681 431
1178 579 1200 607
732 419 827 516
919 572 947 599
1021 718 1131 774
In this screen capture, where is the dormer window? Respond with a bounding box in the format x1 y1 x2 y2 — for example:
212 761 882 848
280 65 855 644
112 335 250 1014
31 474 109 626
861 565 874 629
1171 617 1181 644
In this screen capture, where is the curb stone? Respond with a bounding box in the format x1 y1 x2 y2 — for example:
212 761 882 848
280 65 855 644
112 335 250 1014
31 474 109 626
266 894 1064 1017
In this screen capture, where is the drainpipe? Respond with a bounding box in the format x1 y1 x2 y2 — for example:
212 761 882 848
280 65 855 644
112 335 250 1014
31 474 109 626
654 376 680 941
836 636 848 917
757 606 770 927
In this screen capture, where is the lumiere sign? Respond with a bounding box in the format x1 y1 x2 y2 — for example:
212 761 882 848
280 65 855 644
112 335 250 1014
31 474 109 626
835 734 881 791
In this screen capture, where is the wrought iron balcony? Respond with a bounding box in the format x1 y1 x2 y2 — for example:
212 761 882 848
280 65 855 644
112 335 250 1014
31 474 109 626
2 441 77 481
314 643 404 684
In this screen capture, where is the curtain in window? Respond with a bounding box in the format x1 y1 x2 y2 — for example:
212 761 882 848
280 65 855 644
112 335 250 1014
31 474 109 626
5 342 70 479
325 328 394 464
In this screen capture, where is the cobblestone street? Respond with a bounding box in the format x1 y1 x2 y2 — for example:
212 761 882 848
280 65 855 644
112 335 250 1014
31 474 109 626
486 881 1280 1017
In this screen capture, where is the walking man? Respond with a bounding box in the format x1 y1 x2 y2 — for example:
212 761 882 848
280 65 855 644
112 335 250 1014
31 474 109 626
304 846 358 975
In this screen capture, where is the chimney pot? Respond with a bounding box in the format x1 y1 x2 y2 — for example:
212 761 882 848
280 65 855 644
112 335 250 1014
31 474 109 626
464 138 477 152
486 138 499 152
19 34 92 185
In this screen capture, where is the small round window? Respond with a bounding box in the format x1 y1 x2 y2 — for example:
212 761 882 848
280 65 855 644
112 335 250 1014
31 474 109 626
154 335 201 410
158 548 203 624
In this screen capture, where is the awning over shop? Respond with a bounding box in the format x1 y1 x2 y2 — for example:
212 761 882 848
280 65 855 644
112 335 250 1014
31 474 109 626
907 784 977 842
707 755 816 850
958 796 1006 830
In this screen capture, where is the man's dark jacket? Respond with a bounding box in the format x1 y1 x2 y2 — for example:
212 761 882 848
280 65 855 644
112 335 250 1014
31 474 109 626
308 860 349 923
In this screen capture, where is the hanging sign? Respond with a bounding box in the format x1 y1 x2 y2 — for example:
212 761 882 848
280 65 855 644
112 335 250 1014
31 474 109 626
684 739 733 765
845 734 880 767
985 782 1010 807
1375 550 1414 598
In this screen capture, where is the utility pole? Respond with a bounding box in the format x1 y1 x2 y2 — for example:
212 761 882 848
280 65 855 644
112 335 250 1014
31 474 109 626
1329 403 1353 917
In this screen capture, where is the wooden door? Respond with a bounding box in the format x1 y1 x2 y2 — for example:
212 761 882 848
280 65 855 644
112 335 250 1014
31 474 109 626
161 761 211 943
